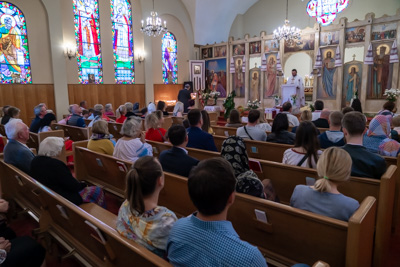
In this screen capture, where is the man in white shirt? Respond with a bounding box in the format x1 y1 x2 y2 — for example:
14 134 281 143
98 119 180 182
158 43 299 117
281 102 299 127
288 69 305 111
312 100 324 121
236 110 267 141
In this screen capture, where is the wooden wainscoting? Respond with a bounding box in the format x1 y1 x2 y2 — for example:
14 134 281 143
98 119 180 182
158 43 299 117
154 84 183 102
68 84 146 110
0 84 55 125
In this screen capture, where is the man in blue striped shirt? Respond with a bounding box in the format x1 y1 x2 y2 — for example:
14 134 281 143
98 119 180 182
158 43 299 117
167 158 267 267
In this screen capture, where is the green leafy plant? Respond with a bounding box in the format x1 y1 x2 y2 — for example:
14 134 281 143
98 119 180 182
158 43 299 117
223 91 236 119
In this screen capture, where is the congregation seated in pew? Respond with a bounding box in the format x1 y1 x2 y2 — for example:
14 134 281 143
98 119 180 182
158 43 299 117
31 137 106 207
1 106 20 125
290 147 360 221
312 109 330 129
29 103 47 133
113 116 153 162
167 158 268 267
116 104 127 123
104 103 115 116
281 102 299 127
318 111 345 149
283 121 322 169
342 111 386 179
117 156 177 257
87 120 115 155
67 104 86 128
311 100 324 121
256 108 272 132
267 113 296 145
157 100 170 116
159 125 199 177
38 112 56 133
201 110 214 134
225 109 243 128
186 109 217 152
363 115 400 157
237 109 267 141
3 119 34 174
145 111 167 142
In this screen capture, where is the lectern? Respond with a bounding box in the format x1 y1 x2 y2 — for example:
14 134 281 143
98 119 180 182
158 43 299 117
281 84 297 105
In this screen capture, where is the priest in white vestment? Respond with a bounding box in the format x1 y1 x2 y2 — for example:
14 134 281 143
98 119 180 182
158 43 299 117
288 69 305 111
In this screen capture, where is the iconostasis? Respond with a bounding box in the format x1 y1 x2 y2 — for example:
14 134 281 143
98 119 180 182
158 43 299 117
199 10 400 113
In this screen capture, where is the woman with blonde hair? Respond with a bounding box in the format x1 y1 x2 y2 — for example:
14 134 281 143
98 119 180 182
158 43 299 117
117 156 177 257
291 109 316 134
172 102 184 117
290 147 359 221
116 105 127 123
255 108 271 132
87 120 115 155
145 111 166 142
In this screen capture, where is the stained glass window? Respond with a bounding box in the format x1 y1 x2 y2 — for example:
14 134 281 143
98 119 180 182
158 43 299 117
0 2 31 84
111 0 134 84
73 0 103 84
162 32 177 84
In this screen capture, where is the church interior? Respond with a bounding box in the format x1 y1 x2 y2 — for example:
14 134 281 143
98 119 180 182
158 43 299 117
0 0 400 266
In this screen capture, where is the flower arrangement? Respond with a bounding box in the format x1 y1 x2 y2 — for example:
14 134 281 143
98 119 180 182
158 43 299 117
272 95 281 106
247 99 261 110
290 94 298 106
209 91 220 100
223 91 236 119
383 88 400 102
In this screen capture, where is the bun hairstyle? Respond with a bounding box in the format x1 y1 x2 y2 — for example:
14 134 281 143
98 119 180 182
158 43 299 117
116 105 127 119
314 147 352 193
125 156 163 215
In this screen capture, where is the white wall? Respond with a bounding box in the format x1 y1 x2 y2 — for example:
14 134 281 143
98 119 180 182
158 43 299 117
230 0 400 39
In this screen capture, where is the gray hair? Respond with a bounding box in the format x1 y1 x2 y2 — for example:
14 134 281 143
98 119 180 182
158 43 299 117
94 104 104 112
121 116 142 137
34 104 45 116
68 105 74 113
173 102 184 116
38 137 64 157
125 102 133 112
5 119 26 140
105 103 113 112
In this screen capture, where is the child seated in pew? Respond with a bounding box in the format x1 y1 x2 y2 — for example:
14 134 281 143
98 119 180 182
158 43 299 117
87 120 115 155
167 158 267 267
30 137 106 208
283 121 322 169
290 147 360 221
117 156 177 257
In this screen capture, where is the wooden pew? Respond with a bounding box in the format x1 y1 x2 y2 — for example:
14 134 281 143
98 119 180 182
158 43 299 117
212 125 238 137
53 123 91 142
84 119 91 126
108 115 117 121
26 130 65 151
171 116 184 125
207 112 218 125
384 154 400 233
108 122 123 140
162 116 172 130
159 171 376 267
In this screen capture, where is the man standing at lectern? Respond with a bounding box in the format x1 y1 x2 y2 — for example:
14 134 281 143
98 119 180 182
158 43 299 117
289 69 305 112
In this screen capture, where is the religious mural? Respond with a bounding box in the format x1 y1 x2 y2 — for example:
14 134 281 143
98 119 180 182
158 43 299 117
232 57 245 97
345 26 366 43
205 58 227 98
367 43 393 99
284 34 315 53
320 31 340 46
317 48 337 99
249 41 261 54
0 2 31 84
162 32 178 84
264 40 279 53
214 45 226 58
233 44 245 56
264 53 278 98
372 23 397 41
249 68 260 101
342 61 362 107
111 0 134 84
73 0 103 84
202 47 212 59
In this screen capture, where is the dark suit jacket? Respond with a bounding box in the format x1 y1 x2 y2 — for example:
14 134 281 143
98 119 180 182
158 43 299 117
31 156 84 205
313 118 329 128
187 127 218 152
342 144 386 179
159 146 199 177
3 139 35 174
177 89 191 112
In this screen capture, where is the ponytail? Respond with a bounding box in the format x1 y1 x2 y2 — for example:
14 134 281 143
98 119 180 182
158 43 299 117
116 105 126 119
125 156 163 215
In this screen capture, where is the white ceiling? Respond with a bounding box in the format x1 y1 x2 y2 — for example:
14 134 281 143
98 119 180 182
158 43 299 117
180 0 258 45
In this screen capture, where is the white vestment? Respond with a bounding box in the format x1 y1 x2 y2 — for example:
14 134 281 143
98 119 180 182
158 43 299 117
289 75 305 108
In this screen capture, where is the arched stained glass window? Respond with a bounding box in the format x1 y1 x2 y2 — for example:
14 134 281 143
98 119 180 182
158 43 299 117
73 0 103 84
0 2 31 84
111 0 134 84
162 32 177 84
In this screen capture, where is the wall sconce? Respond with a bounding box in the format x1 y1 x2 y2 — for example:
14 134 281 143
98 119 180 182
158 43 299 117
64 43 76 60
137 51 145 63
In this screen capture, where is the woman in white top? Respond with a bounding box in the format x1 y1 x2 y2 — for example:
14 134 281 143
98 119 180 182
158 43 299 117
172 102 184 117
255 108 271 132
113 116 153 163
282 121 322 168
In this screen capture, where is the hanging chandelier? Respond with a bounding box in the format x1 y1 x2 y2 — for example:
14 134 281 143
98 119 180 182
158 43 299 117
273 0 301 46
140 0 167 37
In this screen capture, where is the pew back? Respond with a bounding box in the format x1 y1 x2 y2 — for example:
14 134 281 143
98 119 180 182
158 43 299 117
108 122 123 140
53 123 91 141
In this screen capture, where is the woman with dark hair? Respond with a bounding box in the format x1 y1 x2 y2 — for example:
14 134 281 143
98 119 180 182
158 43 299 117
38 112 56 132
157 101 169 116
267 113 295 144
225 109 242 128
117 156 177 257
351 99 363 113
201 110 214 134
283 121 322 168
2 107 19 125
378 101 396 116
